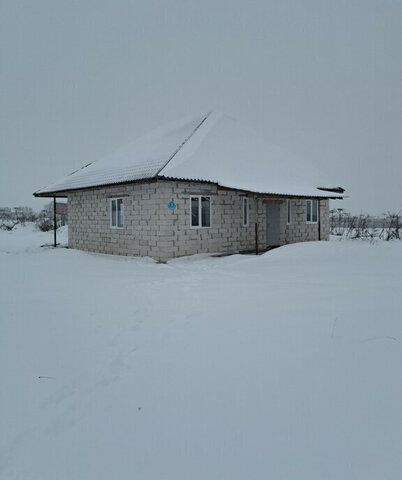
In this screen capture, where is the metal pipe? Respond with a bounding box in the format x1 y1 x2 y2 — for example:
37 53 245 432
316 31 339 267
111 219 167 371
255 197 259 255
53 197 57 247
318 200 321 241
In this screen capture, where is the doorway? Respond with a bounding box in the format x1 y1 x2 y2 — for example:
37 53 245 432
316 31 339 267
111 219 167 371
266 203 281 247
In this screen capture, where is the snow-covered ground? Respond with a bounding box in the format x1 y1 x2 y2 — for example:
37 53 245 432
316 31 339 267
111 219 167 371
1 225 401 480
0 223 67 253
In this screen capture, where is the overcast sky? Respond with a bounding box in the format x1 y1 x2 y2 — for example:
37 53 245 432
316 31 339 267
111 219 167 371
1 0 401 215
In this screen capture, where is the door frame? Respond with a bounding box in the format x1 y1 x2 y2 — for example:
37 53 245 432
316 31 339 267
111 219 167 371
265 202 281 247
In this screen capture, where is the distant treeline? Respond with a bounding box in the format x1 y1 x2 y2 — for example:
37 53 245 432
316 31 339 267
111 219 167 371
0 203 67 232
330 209 401 240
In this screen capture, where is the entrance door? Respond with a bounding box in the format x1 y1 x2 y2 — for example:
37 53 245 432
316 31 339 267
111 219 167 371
266 203 280 247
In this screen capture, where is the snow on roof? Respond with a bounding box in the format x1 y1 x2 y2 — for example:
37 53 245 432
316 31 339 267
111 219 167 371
34 112 209 196
34 111 344 198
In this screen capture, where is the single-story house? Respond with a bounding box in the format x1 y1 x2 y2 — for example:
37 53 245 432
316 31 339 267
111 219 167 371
34 111 344 262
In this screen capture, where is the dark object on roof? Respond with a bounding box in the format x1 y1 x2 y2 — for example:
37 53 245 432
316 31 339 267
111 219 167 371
317 186 345 194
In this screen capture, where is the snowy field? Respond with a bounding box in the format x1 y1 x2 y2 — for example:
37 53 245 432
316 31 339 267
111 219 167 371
1 225 401 480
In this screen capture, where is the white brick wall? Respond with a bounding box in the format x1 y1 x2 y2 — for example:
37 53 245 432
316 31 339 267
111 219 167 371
283 199 329 244
67 180 329 261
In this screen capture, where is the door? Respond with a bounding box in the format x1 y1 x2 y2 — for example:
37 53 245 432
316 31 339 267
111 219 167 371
266 203 280 246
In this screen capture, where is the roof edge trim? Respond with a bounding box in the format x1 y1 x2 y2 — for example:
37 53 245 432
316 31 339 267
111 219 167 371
33 175 345 199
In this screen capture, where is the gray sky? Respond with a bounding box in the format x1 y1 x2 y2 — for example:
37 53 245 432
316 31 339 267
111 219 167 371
1 0 401 215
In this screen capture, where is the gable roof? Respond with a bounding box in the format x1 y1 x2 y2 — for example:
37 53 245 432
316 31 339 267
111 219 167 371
34 111 344 198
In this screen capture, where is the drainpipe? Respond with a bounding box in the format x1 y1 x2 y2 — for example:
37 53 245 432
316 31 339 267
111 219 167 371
255 197 259 255
53 197 57 247
318 200 321 241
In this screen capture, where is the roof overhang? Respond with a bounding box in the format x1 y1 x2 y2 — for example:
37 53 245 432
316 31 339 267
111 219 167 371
33 176 345 200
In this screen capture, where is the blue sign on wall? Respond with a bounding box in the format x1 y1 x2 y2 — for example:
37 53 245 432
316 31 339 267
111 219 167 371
168 201 176 210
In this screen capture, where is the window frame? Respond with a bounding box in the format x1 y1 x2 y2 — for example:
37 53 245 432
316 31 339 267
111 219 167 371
242 197 249 227
306 199 319 224
286 199 291 225
190 195 211 229
110 198 124 229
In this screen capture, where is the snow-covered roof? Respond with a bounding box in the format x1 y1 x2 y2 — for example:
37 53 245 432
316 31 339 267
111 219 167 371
34 111 344 198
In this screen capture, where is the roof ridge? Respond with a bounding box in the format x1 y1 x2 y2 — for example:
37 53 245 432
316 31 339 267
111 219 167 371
155 111 212 178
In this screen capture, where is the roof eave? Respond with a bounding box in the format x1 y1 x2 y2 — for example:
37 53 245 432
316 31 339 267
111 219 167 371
34 191 64 198
33 177 160 198
158 175 344 199
33 176 345 200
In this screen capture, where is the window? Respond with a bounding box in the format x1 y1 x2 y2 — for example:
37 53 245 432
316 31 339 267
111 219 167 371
242 197 249 227
306 199 318 223
110 198 124 228
190 196 211 228
286 199 291 224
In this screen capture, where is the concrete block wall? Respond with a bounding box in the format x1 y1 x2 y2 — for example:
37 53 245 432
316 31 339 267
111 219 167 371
67 179 329 261
319 199 330 240
155 181 264 261
67 180 266 262
284 198 329 244
67 182 162 257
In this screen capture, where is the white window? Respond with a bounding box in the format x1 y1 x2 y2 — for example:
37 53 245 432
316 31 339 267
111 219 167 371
190 196 211 228
286 199 291 224
110 198 124 228
306 199 318 223
242 197 249 227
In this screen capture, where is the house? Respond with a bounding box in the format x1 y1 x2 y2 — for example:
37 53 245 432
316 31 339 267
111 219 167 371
34 111 344 262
